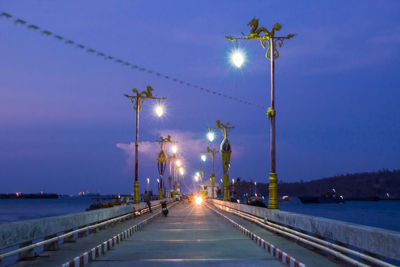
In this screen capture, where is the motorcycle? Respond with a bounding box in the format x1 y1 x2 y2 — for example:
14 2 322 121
161 201 168 216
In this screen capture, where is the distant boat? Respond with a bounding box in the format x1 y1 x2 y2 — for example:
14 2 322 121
280 195 292 202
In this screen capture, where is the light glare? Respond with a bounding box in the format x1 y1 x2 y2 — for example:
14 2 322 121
201 154 206 162
155 105 164 117
206 132 215 142
171 145 178 154
194 195 203 205
231 49 245 68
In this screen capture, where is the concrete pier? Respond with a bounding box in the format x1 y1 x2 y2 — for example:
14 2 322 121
87 203 285 266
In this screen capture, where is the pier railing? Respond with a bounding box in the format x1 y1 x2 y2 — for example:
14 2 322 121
0 200 166 266
211 199 400 266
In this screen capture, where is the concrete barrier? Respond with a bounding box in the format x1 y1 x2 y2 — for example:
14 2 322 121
0 200 161 250
210 199 400 262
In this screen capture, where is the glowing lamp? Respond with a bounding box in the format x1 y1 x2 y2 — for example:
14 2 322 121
206 131 215 142
154 105 164 117
171 145 178 154
230 49 245 68
201 154 206 162
175 160 182 167
195 195 203 205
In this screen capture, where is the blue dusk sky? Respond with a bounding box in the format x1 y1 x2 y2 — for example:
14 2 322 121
0 1 399 194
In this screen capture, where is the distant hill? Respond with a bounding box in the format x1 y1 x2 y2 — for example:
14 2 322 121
235 169 400 199
278 169 400 199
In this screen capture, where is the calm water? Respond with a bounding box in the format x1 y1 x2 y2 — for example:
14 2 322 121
277 198 400 232
0 197 95 224
1 198 399 232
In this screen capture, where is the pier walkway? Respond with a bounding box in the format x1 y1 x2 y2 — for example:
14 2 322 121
3 200 399 267
86 203 286 267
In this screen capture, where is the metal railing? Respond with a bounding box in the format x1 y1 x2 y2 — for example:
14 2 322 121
0 201 166 266
212 201 398 267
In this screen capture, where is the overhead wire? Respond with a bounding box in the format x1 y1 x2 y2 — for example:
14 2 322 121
0 11 265 111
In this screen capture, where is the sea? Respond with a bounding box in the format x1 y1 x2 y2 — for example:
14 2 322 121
0 197 399 232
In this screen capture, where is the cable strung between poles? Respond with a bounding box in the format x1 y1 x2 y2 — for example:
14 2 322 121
0 11 265 111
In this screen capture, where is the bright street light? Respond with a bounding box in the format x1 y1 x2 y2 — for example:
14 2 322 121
171 145 178 154
194 175 199 182
179 167 185 176
154 104 164 117
201 154 207 162
206 131 215 142
230 48 245 68
175 160 182 167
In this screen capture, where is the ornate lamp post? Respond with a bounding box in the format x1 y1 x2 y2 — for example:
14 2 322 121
156 135 172 200
167 142 178 198
125 86 166 203
214 120 234 201
174 159 182 198
226 18 294 209
178 167 184 197
206 147 218 199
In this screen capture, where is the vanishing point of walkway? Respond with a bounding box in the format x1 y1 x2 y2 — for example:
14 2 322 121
87 203 285 267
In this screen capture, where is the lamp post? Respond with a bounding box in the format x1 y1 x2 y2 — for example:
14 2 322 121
214 120 234 201
168 142 178 198
206 147 217 199
156 135 172 200
146 178 150 193
178 167 184 197
174 159 182 198
226 18 294 209
125 86 166 203
205 130 218 199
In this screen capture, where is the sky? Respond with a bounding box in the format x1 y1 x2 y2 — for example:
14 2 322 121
0 1 399 194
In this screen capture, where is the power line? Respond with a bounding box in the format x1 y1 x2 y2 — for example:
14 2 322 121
0 11 265 110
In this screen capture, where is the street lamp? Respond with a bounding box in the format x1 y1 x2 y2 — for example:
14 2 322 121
206 147 218 199
207 131 215 142
226 18 294 209
154 104 165 117
125 86 166 203
230 48 245 68
213 120 234 201
146 178 150 192
178 167 184 196
156 135 173 200
166 141 178 199
171 144 178 154
201 154 207 162
174 159 182 197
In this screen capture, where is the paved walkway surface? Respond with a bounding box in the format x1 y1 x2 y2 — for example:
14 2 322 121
88 203 285 267
13 205 160 267
216 205 341 267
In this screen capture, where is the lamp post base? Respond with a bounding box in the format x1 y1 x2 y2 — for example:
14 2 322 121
268 172 279 209
211 175 215 199
134 181 140 204
223 174 229 201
